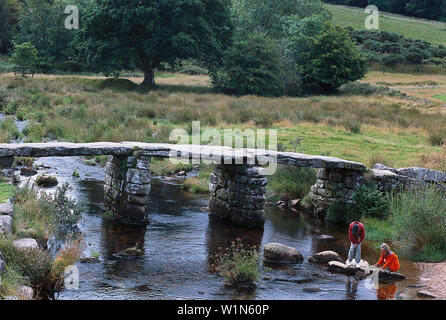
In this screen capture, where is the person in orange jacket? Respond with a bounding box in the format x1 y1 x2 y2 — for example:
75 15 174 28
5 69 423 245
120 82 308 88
375 243 400 272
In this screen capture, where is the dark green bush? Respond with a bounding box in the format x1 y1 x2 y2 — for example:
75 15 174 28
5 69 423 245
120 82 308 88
211 33 284 97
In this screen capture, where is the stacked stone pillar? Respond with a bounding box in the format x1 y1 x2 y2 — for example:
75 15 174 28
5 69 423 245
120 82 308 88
209 165 267 229
104 152 152 225
308 168 364 216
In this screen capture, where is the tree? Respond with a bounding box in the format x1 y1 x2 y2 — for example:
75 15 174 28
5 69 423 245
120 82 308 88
77 0 233 87
232 0 330 39
0 0 20 53
284 17 367 90
14 0 75 65
11 42 38 66
211 33 283 96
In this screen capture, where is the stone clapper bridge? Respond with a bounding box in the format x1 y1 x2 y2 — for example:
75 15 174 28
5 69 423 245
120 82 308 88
0 142 368 228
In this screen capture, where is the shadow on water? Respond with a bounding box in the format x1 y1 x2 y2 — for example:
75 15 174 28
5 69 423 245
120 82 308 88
31 157 423 300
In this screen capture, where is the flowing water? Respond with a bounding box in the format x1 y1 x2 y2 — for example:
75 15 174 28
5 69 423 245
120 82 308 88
19 156 424 300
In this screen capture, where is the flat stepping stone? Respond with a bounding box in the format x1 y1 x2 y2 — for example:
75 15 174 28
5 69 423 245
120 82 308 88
328 260 370 276
309 251 342 264
263 242 304 264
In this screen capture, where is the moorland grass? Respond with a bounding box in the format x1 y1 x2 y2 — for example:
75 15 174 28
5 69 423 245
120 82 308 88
1 74 445 171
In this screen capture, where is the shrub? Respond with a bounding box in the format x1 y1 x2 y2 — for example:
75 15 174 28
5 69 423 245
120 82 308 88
211 33 283 97
284 18 367 90
0 237 52 285
351 183 390 219
215 241 260 287
391 186 446 262
13 183 84 241
11 42 38 66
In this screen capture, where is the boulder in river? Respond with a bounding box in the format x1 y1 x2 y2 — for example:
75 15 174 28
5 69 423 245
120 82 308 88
20 167 38 176
0 215 12 236
315 235 337 242
0 201 14 216
308 251 342 264
13 238 38 250
36 175 58 187
263 242 304 264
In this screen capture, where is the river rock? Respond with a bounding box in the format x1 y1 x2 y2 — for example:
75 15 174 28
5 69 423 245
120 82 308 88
13 238 38 250
20 167 38 176
0 215 12 236
36 175 58 187
328 260 370 276
263 243 304 264
0 251 6 275
0 201 14 216
308 251 342 264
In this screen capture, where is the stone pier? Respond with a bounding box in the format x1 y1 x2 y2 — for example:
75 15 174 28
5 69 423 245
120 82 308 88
104 152 152 225
308 168 365 216
209 165 267 228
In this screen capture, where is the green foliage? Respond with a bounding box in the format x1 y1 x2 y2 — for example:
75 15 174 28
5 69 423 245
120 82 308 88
391 186 446 262
215 242 260 286
76 0 233 87
0 181 15 203
11 42 38 66
348 29 446 67
0 237 53 285
351 183 390 219
232 0 330 38
102 210 118 221
13 183 84 241
212 33 283 96
0 0 20 53
285 18 367 89
267 166 316 201
324 201 361 225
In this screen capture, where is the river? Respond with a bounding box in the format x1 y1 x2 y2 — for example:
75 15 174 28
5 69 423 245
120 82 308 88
18 156 424 300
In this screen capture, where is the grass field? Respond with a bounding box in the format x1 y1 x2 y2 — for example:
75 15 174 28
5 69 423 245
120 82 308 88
326 4 446 46
0 72 445 171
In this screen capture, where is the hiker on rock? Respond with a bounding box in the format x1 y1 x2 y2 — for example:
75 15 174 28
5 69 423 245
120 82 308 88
375 243 400 272
346 221 365 267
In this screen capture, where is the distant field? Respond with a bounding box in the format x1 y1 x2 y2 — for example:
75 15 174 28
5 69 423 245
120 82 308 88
326 4 446 46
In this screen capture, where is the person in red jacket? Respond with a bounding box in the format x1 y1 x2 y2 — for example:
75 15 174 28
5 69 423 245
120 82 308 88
375 243 400 272
346 221 365 267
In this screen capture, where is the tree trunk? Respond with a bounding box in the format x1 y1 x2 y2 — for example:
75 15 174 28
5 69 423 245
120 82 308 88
138 49 156 88
141 68 155 88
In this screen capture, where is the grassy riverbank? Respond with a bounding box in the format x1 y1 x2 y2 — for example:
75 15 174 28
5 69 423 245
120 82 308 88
0 183 84 299
1 73 445 171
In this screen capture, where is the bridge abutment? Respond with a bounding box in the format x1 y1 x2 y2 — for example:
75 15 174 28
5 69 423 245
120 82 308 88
104 153 152 225
209 164 267 229
308 168 365 216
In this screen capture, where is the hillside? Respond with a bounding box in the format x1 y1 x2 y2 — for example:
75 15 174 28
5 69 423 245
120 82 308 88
326 4 446 46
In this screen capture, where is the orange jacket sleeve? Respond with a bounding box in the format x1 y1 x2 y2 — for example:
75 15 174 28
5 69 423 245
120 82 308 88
376 253 384 266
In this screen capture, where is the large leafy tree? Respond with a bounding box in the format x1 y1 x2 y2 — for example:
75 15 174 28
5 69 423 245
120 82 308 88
284 16 367 89
77 0 233 87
